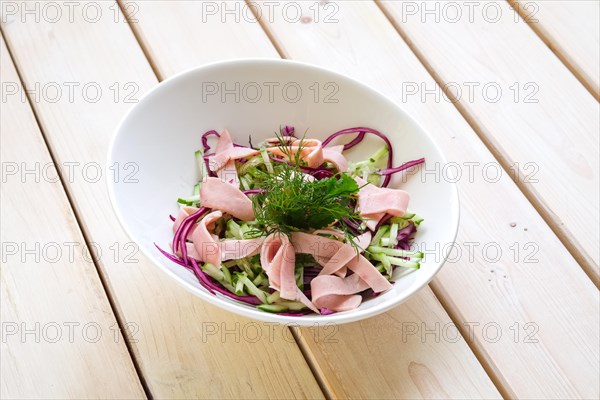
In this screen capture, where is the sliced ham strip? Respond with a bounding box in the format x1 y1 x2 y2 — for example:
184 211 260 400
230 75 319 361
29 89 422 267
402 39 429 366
353 231 372 251
199 177 254 221
172 206 199 233
216 160 240 188
291 231 344 260
191 211 222 266
292 231 391 294
266 139 324 168
347 255 393 293
323 145 348 172
319 243 358 276
260 234 296 300
355 177 410 217
211 146 259 169
208 129 253 188
260 233 319 312
183 237 264 264
310 273 369 311
355 177 410 230
219 237 265 261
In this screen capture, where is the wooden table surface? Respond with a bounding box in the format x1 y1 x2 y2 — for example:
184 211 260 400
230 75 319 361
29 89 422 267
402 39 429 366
1 1 598 399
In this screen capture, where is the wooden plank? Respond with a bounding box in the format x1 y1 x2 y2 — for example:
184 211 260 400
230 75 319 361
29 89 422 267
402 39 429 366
0 36 144 399
380 0 599 282
128 1 503 399
0 3 323 398
125 0 279 78
256 1 600 398
510 0 600 100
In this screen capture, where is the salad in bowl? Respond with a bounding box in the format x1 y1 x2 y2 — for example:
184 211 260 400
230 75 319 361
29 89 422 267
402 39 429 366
159 126 425 315
107 59 458 324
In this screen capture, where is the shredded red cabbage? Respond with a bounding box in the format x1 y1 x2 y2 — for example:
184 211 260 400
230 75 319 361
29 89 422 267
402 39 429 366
282 125 295 136
172 207 209 254
378 158 425 176
242 189 265 195
202 130 220 154
395 221 416 250
322 127 394 187
374 214 393 231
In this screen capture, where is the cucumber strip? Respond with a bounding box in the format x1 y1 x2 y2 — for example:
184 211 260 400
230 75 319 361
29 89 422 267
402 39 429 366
267 291 281 304
193 182 200 196
380 238 391 247
411 215 424 225
202 263 235 292
226 219 243 240
295 269 304 291
238 155 264 175
239 223 252 238
274 301 307 311
238 274 268 304
388 223 399 248
370 225 390 246
237 258 255 279
221 264 233 284
252 273 267 287
387 257 420 269
195 150 208 184
177 194 200 204
260 147 274 174
234 273 246 295
348 146 389 182
371 252 392 274
257 304 288 313
240 175 252 191
368 246 424 259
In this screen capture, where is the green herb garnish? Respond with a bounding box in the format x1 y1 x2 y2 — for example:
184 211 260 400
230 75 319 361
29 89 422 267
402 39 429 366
249 132 362 241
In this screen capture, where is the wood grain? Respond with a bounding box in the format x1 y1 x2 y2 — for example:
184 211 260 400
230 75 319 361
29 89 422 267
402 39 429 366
256 1 600 398
0 3 322 398
126 1 504 399
510 0 599 100
0 36 145 399
381 0 599 283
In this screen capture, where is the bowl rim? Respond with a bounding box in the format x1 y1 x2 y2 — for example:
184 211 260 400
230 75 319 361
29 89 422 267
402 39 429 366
107 58 460 325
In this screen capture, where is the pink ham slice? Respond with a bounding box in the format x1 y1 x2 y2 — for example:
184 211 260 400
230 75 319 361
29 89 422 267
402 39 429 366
323 145 348 172
293 231 391 302
180 238 264 263
347 255 392 293
208 129 257 188
260 233 319 313
209 129 257 172
199 177 254 221
219 237 265 261
355 177 410 230
191 211 222 266
266 139 324 168
310 273 370 311
319 244 357 277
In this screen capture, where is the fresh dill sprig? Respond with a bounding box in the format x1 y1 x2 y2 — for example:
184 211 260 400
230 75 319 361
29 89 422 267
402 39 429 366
250 165 362 243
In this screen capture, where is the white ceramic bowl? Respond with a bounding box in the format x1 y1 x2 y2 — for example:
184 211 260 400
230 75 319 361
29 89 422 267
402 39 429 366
108 59 459 325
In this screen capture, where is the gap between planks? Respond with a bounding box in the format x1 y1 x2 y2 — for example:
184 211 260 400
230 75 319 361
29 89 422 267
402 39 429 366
506 0 600 102
0 26 152 400
374 0 599 289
